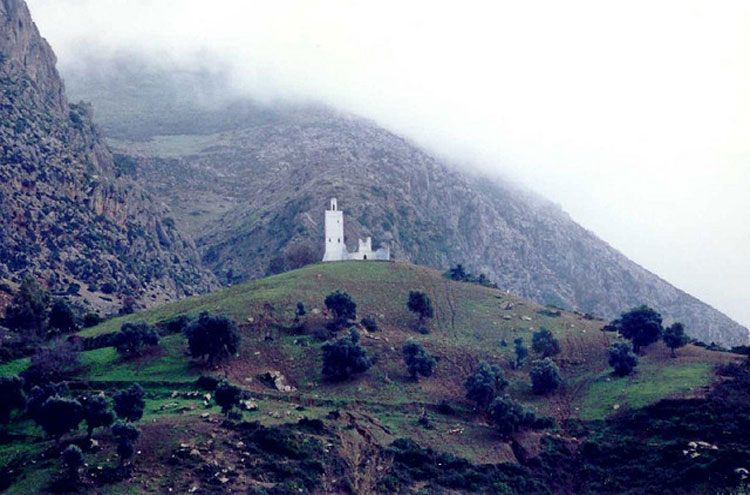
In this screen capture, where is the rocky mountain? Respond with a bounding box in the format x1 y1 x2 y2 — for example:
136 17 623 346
61 57 748 346
0 0 217 311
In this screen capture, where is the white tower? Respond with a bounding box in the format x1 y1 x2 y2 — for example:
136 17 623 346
322 198 348 262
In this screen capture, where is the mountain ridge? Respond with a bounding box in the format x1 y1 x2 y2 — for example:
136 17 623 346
0 0 217 312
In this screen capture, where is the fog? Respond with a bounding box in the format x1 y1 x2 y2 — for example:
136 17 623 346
26 0 750 328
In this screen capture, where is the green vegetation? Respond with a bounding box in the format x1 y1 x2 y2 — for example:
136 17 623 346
529 358 562 395
609 342 638 376
0 261 742 494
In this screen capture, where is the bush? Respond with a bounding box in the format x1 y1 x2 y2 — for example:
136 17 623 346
529 358 562 395
82 394 114 438
321 329 371 381
407 291 434 330
402 341 436 380
513 338 528 368
26 382 69 421
48 299 79 334
21 339 80 385
82 312 101 328
360 316 380 332
608 342 638 376
113 384 145 422
0 375 25 426
488 395 537 438
663 322 688 357
159 314 191 335
114 321 160 357
61 444 84 482
36 396 83 440
3 276 49 336
465 362 509 410
215 380 241 417
111 422 140 466
324 290 357 325
185 312 240 365
196 375 221 391
531 327 561 358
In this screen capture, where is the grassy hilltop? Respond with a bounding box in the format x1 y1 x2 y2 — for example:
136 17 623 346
0 261 744 494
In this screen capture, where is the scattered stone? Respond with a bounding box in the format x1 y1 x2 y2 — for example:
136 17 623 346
240 400 259 411
503 315 512 320
521 316 532 321
190 449 201 458
613 404 620 410
201 413 210 419
259 370 296 392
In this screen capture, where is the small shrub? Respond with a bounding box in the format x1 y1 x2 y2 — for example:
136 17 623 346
407 291 434 331
114 321 160 357
0 375 26 426
36 396 83 440
663 322 688 357
360 316 380 332
113 384 145 422
465 362 509 410
111 422 140 466
488 395 537 438
531 327 561 358
402 341 436 380
321 329 371 381
215 380 241 417
324 290 357 327
608 342 638 376
529 358 562 395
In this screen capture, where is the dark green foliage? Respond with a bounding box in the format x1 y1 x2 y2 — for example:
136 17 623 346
48 299 79 334
0 375 25 425
113 384 145 422
612 305 664 353
663 322 689 357
608 342 639 376
321 330 371 381
360 315 380 332
61 444 84 481
36 396 83 440
402 341 436 380
215 380 241 417
114 321 160 357
82 312 101 328
196 375 220 391
464 361 509 410
21 339 80 385
3 276 49 336
529 358 562 395
236 422 328 493
513 337 528 368
488 395 537 437
444 264 498 288
82 394 114 437
26 382 69 421
158 314 192 335
324 290 356 324
407 290 434 328
532 327 561 358
268 243 318 275
185 312 240 365
295 301 306 319
382 438 546 494
111 422 140 466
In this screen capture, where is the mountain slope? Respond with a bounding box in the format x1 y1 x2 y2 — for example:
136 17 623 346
0 261 744 494
0 0 216 310
62 58 748 346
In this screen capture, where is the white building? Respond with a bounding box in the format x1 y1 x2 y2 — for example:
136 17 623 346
322 198 390 262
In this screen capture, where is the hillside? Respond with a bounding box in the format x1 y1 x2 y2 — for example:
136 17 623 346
59 59 748 345
0 0 216 312
0 261 745 494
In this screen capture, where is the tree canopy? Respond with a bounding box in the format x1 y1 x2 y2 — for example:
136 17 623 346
321 329 372 381
532 327 561 358
407 291 434 329
113 384 145 422
663 322 689 357
529 358 562 395
613 305 663 353
0 375 26 425
114 321 160 357
325 290 357 323
488 395 537 438
464 361 509 410
186 312 240 365
402 341 436 380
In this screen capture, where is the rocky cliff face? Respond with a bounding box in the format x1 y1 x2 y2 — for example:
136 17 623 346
62 55 749 346
0 0 216 310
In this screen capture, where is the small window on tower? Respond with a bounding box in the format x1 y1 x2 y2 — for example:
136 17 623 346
338 238 341 243
329 238 331 242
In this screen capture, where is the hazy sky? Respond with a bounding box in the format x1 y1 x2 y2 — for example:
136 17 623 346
27 0 750 328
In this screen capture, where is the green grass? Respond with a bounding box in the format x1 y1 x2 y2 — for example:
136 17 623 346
0 357 29 376
575 361 715 420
